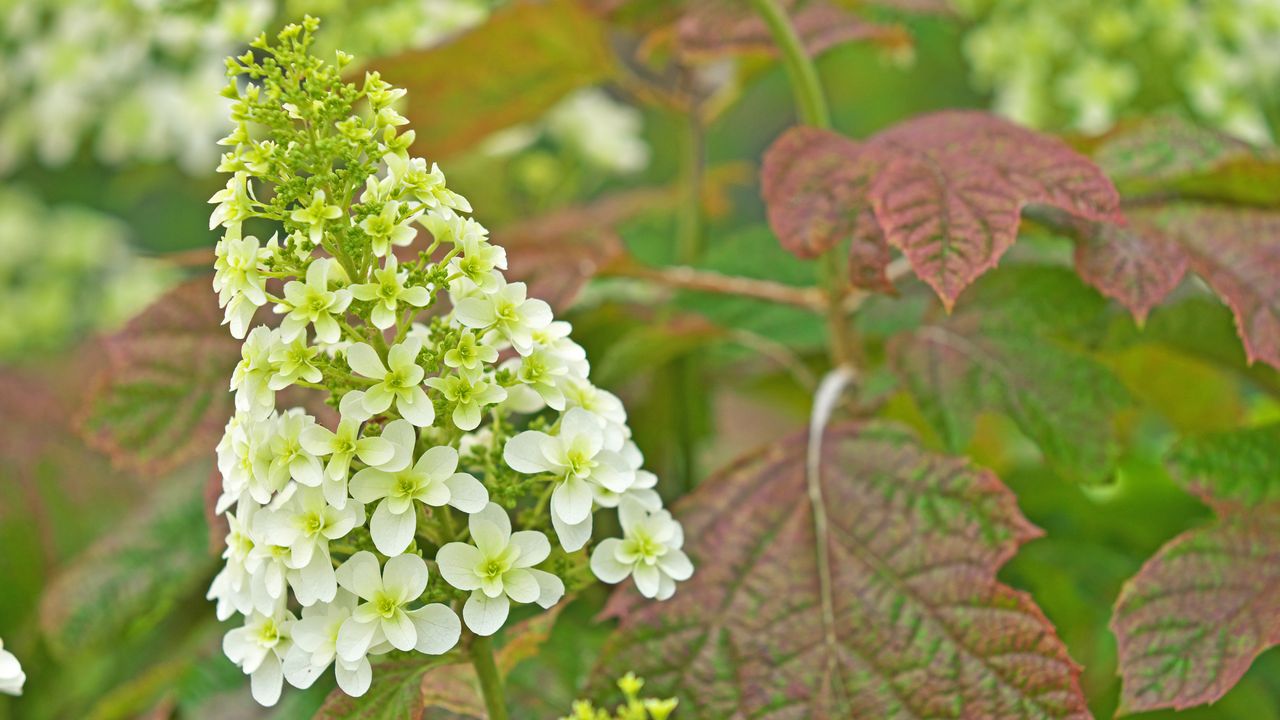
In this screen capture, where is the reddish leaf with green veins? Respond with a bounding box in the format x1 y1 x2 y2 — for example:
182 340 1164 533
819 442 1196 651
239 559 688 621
1112 425 1280 714
592 423 1089 719
671 0 910 62
1071 211 1188 325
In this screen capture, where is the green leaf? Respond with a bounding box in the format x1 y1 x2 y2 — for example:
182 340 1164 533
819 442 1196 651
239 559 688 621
890 266 1131 484
313 652 457 720
38 462 216 657
592 423 1089 718
1167 424 1280 512
373 0 615 160
78 278 240 475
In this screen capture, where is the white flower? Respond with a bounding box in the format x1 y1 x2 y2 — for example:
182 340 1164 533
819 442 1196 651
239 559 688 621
268 334 323 390
276 258 352 343
208 501 257 620
0 638 26 696
425 367 508 431
386 154 471 212
290 189 343 246
359 200 418 258
283 590 390 697
231 326 280 420
350 253 430 330
213 230 269 338
299 409 395 507
350 439 488 555
257 485 364 606
436 503 565 636
253 409 324 499
334 552 461 661
453 278 552 355
344 340 435 427
594 442 662 512
223 607 296 706
503 347 569 411
443 220 505 293
504 408 635 549
442 330 497 372
590 499 692 601
209 171 253 230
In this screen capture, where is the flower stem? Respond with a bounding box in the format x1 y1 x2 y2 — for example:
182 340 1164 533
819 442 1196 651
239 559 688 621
470 633 509 720
747 0 854 367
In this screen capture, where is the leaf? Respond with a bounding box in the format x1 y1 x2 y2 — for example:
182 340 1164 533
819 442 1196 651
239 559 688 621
670 0 910 62
38 462 216 657
375 0 615 160
1111 425 1280 713
761 112 1122 308
1071 212 1187 324
316 606 566 719
77 278 241 476
1089 115 1280 206
889 266 1130 484
592 423 1089 719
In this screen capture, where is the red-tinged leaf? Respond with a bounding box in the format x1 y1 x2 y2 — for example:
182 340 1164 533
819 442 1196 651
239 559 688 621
375 0 615 160
890 266 1129 484
1072 212 1188 324
761 126 870 258
672 0 910 62
1112 511 1280 715
313 653 457 720
848 214 897 293
866 112 1122 309
1111 425 1280 713
593 423 1089 719
1138 204 1280 369
77 278 240 476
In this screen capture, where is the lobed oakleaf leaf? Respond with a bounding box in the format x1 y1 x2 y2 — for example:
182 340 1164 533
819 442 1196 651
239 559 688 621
374 0 615 160
761 112 1122 308
890 267 1129 484
77 278 241 476
592 422 1089 719
38 462 216 657
1112 425 1280 713
1071 211 1188 325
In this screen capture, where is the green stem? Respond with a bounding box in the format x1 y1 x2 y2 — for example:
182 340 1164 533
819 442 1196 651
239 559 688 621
470 634 509 720
748 0 853 367
675 106 705 264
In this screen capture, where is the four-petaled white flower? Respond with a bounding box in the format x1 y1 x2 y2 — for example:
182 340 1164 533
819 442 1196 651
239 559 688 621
291 189 343 245
231 326 280 420
344 340 435 427
335 552 461 662
425 367 508 431
299 409 395 507
269 334 323 391
283 590 382 697
590 499 693 601
504 408 634 551
386 155 471 212
276 258 352 343
0 638 25 696
454 278 552 355
436 503 565 636
350 431 488 555
257 485 364 606
214 230 270 338
350 253 429 330
254 409 324 498
359 200 418 258
223 607 296 706
442 330 497 372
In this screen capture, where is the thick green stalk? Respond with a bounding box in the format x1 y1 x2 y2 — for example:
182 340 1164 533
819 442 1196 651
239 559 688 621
747 0 854 367
470 633 509 720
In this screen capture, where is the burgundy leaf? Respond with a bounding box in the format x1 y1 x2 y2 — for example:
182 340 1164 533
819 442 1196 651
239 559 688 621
593 423 1089 719
761 126 870 258
673 0 910 62
77 278 241 476
1072 211 1188 324
848 214 897 293
866 112 1122 309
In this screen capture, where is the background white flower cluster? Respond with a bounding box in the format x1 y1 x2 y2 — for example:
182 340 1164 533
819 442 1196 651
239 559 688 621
956 0 1280 142
206 22 690 707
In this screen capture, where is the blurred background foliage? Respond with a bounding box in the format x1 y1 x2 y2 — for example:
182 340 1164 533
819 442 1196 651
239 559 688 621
2 0 1279 718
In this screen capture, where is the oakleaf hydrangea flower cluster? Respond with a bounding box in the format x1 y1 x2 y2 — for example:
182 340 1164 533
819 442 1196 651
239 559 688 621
206 19 690 706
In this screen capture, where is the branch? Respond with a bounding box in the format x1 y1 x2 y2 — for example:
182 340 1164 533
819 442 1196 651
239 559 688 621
601 258 825 309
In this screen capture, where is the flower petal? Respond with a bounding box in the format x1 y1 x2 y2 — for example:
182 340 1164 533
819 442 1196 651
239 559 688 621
551 476 593 525
370 501 417 556
590 539 632 584
381 610 417 651
509 530 551 568
345 343 386 379
444 473 488 514
463 591 510 636
397 386 435 427
529 569 566 609
409 604 462 655
335 551 383 599
551 511 592 553
348 468 395 504
383 553 430 601
502 431 554 474
502 568 539 604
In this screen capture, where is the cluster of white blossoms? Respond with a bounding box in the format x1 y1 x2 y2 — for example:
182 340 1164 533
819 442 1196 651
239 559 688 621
0 0 489 174
0 638 24 696
206 19 690 707
956 0 1280 142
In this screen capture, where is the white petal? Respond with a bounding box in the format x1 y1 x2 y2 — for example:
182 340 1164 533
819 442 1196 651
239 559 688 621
370 501 417 556
589 539 632 584
436 542 483 591
339 391 374 422
551 476 593 525
336 656 372 697
503 431 555 474
416 445 458 479
335 617 377 662
454 297 495 328
470 502 512 541
508 530 551 568
463 592 510 636
382 553 430 601
658 548 694 581
551 511 592 553
291 553 337 606
502 568 539 604
380 420 416 471
345 343 387 379
282 646 324 690
397 386 435 427
633 563 661 599
356 436 395 467
409 604 462 655
349 468 395 503
382 610 417 651
529 569 566 609
250 654 284 706
335 551 382 600
444 473 488 514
